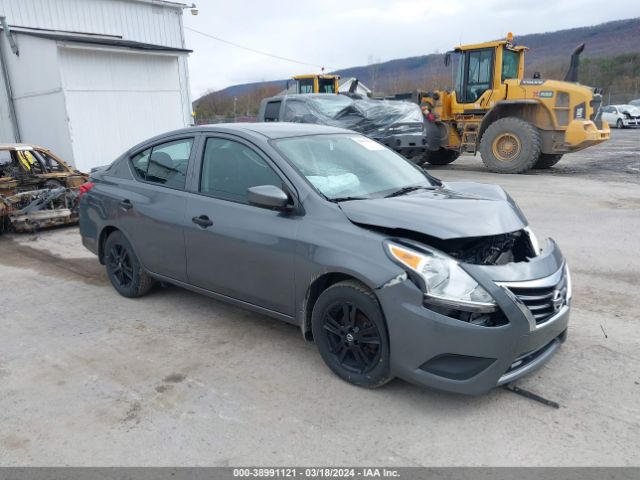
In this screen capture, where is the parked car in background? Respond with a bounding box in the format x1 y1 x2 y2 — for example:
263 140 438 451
79 123 571 395
601 104 640 128
629 99 640 107
0 144 88 232
257 94 439 162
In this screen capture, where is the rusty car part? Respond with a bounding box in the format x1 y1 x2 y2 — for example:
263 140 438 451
0 144 87 233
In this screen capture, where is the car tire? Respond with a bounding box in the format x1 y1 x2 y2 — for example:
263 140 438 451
311 280 392 388
616 119 624 129
533 153 563 169
479 117 542 174
104 230 154 298
423 148 460 166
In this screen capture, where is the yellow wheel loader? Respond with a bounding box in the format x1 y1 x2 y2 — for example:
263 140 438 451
289 74 340 94
420 33 610 173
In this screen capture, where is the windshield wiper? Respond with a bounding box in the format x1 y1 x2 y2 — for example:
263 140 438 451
384 185 433 198
330 195 370 202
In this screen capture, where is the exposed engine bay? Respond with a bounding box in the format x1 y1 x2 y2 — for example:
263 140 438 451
363 225 536 266
431 230 536 265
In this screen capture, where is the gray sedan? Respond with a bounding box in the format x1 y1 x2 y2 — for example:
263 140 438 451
79 123 571 395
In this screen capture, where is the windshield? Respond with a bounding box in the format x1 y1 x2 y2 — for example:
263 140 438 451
274 134 433 200
309 96 354 117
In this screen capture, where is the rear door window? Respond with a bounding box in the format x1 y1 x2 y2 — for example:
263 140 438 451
130 138 193 189
264 101 282 122
38 151 67 173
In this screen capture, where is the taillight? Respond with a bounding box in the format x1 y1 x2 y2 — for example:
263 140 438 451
421 106 437 122
77 181 95 200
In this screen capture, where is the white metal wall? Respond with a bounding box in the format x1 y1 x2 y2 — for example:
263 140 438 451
0 0 193 169
59 45 185 171
0 34 74 160
0 0 185 48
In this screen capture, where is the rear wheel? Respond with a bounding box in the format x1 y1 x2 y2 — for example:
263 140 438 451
423 148 460 166
479 117 542 173
616 119 624 129
311 280 392 388
533 153 563 169
104 231 154 298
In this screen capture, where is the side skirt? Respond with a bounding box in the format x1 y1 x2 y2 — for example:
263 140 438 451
147 271 297 326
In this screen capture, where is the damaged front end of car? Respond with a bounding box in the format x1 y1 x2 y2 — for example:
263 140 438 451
341 182 571 394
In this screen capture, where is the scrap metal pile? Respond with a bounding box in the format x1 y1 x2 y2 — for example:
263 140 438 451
1 187 80 233
0 144 87 233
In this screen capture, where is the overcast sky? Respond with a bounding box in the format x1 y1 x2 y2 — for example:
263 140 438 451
183 0 640 99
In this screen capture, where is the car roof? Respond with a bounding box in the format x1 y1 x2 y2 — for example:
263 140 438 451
172 122 353 140
0 143 39 151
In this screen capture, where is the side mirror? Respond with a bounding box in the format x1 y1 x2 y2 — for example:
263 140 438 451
247 185 290 210
444 52 451 67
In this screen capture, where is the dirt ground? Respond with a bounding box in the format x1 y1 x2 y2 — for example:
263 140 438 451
1 130 639 466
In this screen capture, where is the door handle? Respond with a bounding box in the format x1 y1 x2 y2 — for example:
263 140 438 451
192 215 213 228
119 199 133 210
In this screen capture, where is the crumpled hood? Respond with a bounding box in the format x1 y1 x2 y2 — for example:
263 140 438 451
339 182 528 239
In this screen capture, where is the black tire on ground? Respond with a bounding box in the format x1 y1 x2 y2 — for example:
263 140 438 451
311 280 392 388
616 119 624 129
423 148 460 166
533 153 564 169
104 230 154 298
479 117 542 174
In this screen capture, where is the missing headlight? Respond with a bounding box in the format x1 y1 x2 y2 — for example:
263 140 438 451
425 303 509 327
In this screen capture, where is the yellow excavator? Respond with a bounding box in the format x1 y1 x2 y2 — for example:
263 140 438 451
420 33 610 173
289 74 340 94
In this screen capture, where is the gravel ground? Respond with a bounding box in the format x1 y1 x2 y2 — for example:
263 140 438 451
0 129 638 466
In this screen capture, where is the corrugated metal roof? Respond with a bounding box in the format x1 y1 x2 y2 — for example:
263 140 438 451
0 0 186 48
125 0 188 8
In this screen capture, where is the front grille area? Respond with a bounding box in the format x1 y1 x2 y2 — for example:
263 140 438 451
508 273 568 324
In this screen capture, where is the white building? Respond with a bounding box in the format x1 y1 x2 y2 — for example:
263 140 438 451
0 0 194 171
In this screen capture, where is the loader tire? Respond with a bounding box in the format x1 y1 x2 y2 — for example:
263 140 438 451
423 148 460 166
533 153 563 169
479 117 542 174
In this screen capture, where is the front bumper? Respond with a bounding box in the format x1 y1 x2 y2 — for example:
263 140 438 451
564 119 610 151
373 133 427 159
621 118 640 127
376 239 570 395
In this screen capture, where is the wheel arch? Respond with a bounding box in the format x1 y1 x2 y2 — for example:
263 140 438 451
300 271 380 341
98 225 131 265
479 100 553 142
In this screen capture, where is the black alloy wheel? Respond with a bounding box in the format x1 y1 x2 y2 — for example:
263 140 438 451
312 280 392 388
104 230 154 298
323 301 382 374
107 243 134 289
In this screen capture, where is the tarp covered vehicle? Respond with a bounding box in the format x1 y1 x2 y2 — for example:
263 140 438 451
0 144 87 233
258 94 435 161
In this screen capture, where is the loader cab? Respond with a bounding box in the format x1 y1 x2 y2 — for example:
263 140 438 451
292 74 340 94
445 35 526 111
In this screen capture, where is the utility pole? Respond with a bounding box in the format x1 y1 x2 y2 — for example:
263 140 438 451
0 16 21 142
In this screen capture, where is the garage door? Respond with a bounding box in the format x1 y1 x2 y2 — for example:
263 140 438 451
59 46 187 171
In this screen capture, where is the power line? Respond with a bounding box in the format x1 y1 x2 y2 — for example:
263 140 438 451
185 26 331 70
